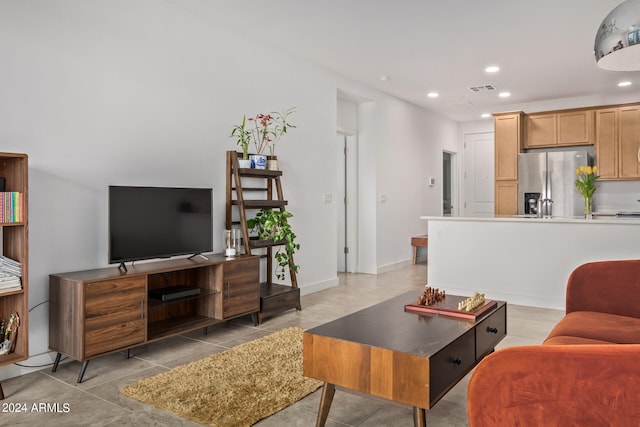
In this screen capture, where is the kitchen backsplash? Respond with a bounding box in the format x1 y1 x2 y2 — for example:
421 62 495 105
593 180 640 213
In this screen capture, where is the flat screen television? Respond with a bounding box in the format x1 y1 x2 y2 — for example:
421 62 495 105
109 186 213 266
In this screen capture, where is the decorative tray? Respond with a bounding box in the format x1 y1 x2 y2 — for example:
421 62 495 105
405 295 497 320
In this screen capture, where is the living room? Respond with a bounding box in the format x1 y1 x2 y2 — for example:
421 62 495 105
2 1 640 425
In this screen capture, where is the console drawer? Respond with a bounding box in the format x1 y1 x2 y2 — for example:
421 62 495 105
429 328 475 404
475 304 507 359
84 278 146 358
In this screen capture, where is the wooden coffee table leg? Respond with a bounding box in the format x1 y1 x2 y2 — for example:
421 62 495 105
315 382 335 427
413 407 426 427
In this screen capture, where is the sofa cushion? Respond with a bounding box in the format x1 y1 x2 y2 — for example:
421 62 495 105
544 311 640 345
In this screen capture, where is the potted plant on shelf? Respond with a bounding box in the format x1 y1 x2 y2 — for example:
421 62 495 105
247 208 300 280
248 107 296 170
230 115 252 168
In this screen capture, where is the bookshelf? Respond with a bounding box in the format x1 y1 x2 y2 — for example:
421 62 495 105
0 152 28 400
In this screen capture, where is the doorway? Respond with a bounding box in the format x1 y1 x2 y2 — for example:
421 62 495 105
337 133 358 273
443 151 458 216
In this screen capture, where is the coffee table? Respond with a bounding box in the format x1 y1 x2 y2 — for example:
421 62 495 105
303 290 506 426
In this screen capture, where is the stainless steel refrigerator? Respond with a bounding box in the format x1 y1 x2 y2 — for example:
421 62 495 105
518 151 591 217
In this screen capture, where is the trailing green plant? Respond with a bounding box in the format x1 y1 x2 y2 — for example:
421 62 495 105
230 115 252 160
247 208 300 280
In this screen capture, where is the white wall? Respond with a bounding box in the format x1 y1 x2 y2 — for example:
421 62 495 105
0 0 459 379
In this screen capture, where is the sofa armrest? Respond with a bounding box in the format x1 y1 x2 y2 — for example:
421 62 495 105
467 345 640 427
565 259 640 317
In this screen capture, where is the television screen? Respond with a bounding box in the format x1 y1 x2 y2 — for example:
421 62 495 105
109 186 213 265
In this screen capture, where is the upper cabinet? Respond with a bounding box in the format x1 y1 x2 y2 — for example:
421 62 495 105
525 109 594 148
597 105 640 180
525 113 556 147
494 112 523 181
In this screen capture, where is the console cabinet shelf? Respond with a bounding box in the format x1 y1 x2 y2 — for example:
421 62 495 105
0 153 28 401
49 254 259 383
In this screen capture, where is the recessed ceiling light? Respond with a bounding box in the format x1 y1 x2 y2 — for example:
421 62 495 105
499 91 511 98
427 92 439 98
378 75 390 81
618 81 632 87
481 113 491 118
485 66 500 73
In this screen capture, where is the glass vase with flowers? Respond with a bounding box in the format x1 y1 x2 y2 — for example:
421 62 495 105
575 165 599 219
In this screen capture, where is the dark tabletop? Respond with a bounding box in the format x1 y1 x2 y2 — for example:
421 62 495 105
306 290 505 358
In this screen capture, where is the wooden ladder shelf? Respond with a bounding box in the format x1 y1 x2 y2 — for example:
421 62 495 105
225 151 301 323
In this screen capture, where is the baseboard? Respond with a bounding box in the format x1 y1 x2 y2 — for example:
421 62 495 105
377 259 413 274
299 276 339 295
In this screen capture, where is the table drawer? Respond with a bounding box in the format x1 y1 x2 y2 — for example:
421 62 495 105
475 304 507 359
429 328 475 404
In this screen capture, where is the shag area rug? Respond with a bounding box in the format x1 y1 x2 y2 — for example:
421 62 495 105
120 327 322 426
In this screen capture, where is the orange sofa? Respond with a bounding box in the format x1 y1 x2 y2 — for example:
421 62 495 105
467 259 640 426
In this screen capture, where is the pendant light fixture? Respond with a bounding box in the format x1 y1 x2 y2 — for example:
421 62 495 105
595 0 640 71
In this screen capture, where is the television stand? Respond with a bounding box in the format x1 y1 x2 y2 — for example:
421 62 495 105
49 254 260 383
117 262 128 273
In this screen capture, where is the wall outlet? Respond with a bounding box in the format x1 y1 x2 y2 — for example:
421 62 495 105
323 193 332 204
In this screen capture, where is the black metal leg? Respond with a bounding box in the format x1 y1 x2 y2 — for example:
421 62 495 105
251 313 258 326
77 360 89 383
0 381 4 400
52 352 62 372
126 349 132 359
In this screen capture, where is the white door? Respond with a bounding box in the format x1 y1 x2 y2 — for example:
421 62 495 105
464 132 495 216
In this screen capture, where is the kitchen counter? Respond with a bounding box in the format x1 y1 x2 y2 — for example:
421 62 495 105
420 214 640 224
421 216 640 310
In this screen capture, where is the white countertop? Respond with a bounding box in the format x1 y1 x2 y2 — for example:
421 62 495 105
420 215 640 225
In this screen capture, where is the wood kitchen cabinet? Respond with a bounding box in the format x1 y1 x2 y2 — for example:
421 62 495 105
525 109 593 148
595 108 618 179
493 112 522 215
557 110 593 145
618 105 640 179
495 180 518 216
595 105 640 180
49 254 260 383
525 113 556 147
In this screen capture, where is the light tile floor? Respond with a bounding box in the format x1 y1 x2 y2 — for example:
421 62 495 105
0 264 564 426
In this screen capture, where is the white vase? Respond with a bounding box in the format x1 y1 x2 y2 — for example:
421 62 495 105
250 154 267 169
238 158 251 169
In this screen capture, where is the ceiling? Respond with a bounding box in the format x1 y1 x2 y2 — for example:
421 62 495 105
189 0 640 122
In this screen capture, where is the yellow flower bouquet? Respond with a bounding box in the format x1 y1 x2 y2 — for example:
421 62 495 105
575 165 599 218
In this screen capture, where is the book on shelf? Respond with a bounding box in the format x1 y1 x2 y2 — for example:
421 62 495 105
0 255 21 277
0 192 24 223
0 256 22 293
0 285 21 294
